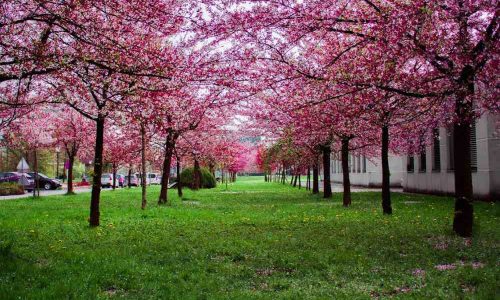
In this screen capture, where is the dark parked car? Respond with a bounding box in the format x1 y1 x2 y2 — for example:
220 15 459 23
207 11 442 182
0 172 35 192
124 175 139 187
27 172 62 190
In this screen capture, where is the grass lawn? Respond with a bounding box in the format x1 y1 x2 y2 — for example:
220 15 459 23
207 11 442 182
0 177 498 299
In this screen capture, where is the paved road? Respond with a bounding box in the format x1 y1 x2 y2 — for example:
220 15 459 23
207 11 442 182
0 187 92 200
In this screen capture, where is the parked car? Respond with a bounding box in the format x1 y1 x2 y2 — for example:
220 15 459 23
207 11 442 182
101 173 114 188
124 174 139 186
27 172 62 190
146 173 162 185
0 172 35 192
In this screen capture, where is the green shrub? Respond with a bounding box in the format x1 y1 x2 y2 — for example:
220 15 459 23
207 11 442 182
0 182 25 196
180 167 216 189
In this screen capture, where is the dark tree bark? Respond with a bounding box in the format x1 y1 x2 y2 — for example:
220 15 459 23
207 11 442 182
176 156 183 198
66 149 75 194
341 138 351 207
298 173 301 189
112 163 117 190
90 116 105 227
140 123 147 209
193 159 201 190
307 167 311 190
452 118 474 236
128 168 132 189
312 163 319 194
381 125 392 214
208 163 215 177
452 72 475 237
158 132 176 205
322 145 332 198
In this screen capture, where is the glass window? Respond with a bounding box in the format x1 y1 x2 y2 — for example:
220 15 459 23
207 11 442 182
407 156 414 173
432 129 441 172
419 151 426 172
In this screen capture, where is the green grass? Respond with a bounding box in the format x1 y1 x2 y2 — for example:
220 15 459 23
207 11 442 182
0 177 498 299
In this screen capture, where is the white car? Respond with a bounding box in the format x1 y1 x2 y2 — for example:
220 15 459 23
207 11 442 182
101 173 114 188
146 173 161 185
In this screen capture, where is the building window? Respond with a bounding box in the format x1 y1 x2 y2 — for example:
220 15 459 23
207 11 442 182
407 155 415 173
357 156 361 173
339 152 342 173
362 156 367 173
419 151 426 172
348 155 351 173
447 123 477 172
470 121 477 172
432 129 441 172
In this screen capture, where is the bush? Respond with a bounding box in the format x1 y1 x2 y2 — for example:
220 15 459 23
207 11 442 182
0 182 25 196
180 167 216 189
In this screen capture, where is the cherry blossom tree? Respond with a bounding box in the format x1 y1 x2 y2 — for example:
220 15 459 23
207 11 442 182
51 107 94 194
103 125 140 190
40 0 192 226
3 108 54 196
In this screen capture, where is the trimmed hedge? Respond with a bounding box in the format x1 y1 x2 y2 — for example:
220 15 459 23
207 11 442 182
0 182 25 196
180 167 216 189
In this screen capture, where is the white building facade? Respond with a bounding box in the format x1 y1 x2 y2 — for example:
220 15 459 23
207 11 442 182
330 113 500 200
331 154 404 188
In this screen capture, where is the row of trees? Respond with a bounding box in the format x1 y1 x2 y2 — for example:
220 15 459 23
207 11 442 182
0 1 498 237
0 0 249 226
203 0 498 237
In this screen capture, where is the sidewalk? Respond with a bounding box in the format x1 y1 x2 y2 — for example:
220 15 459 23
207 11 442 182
0 186 92 200
298 179 403 193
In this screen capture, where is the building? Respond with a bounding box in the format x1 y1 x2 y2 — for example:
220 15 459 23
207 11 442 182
331 154 404 188
330 113 499 200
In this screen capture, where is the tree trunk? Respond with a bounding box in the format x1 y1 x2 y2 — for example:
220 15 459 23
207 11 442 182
140 123 147 209
209 163 215 177
33 149 39 197
176 156 183 198
322 145 332 198
56 150 60 178
193 159 201 190
298 173 301 189
112 163 117 190
452 89 474 236
281 164 286 184
128 168 132 189
341 138 351 207
312 163 319 194
67 150 75 194
90 117 105 227
381 125 392 214
307 167 311 190
158 132 176 205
